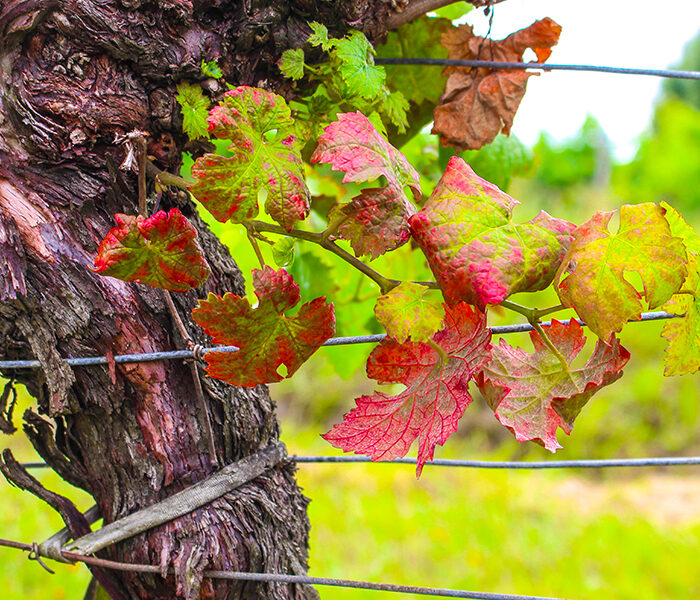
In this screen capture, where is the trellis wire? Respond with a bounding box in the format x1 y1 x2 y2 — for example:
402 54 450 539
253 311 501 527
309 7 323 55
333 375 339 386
0 311 681 370
19 455 700 471
374 58 700 81
0 537 565 599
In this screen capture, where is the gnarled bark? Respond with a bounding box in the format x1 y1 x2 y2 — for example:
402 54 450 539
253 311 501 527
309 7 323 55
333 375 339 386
0 1 397 598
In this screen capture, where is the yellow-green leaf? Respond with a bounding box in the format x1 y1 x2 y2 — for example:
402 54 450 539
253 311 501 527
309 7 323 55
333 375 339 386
375 282 445 343
555 203 687 339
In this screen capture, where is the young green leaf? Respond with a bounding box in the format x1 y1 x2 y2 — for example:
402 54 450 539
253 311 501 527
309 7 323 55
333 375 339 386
335 30 386 99
410 156 575 309
324 303 491 476
175 82 210 140
374 282 445 343
192 266 335 387
308 21 337 52
189 86 310 231
477 320 630 452
272 237 296 267
555 203 688 340
200 59 223 79
94 208 211 292
278 48 305 81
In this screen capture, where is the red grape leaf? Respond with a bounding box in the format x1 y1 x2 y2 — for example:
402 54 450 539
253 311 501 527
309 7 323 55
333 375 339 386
311 112 421 198
326 186 415 259
433 18 562 150
554 203 687 340
477 320 630 451
189 86 310 231
94 208 210 292
191 267 335 387
324 303 491 476
311 112 421 257
374 282 445 343
410 156 575 310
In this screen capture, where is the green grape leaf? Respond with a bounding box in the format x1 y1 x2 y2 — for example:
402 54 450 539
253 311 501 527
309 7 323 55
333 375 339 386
272 237 296 267
374 282 445 343
192 266 335 387
308 21 337 51
377 17 450 105
324 303 491 476
289 250 338 302
555 203 688 340
410 156 575 310
189 86 310 231
462 133 533 191
477 320 630 452
94 208 210 292
380 90 410 132
278 48 305 81
175 82 210 141
433 2 472 20
335 30 386 99
662 257 700 376
200 59 223 79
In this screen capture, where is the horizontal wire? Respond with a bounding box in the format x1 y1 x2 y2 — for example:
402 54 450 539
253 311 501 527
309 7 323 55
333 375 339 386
20 455 700 471
375 58 700 80
0 311 682 370
0 537 566 599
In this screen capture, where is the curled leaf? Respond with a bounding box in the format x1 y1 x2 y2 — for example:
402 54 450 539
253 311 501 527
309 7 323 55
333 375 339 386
189 86 310 231
192 267 334 387
324 303 491 476
94 208 210 292
478 320 629 451
410 156 575 309
433 18 562 150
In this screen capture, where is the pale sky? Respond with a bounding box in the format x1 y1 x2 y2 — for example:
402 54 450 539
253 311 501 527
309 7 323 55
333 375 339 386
462 0 700 160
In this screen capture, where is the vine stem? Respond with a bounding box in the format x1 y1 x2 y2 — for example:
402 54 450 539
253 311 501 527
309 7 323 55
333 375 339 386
248 220 398 294
386 0 509 30
531 321 572 376
244 223 266 268
140 158 218 466
427 339 448 363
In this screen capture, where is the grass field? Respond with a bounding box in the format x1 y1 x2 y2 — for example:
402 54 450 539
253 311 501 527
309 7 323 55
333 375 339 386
2 417 699 600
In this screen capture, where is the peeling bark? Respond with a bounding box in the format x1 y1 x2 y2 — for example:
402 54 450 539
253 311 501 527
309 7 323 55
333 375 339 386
0 1 397 598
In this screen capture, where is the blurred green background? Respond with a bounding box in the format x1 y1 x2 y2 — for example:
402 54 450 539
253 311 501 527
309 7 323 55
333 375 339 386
2 29 700 600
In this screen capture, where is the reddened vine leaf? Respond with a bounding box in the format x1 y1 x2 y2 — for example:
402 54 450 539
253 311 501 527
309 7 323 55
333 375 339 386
374 282 445 343
192 267 335 387
94 208 211 292
312 112 421 198
410 156 575 309
189 86 310 231
326 186 415 259
554 203 687 340
324 303 491 476
433 18 562 150
312 112 422 257
477 320 629 451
